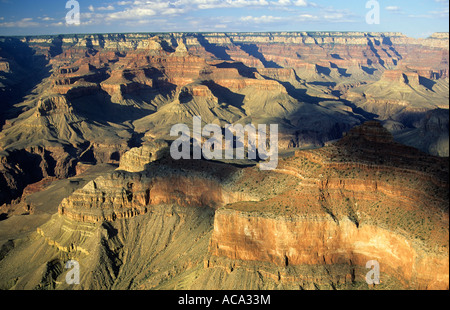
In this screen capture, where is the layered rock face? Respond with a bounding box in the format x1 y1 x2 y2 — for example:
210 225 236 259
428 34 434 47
0 37 48 105
209 122 448 290
394 109 449 157
117 140 169 173
58 168 235 223
24 31 446 75
210 211 448 289
341 120 394 143
58 157 254 224
0 122 447 290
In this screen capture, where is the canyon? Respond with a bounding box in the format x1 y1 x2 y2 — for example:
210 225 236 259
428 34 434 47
0 121 447 290
0 32 448 290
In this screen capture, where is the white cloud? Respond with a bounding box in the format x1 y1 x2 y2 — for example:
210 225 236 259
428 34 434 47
49 21 64 27
100 1 190 21
273 0 292 6
294 0 309 7
89 0 315 24
0 0 352 32
239 6 356 27
97 5 115 11
429 7 449 18
193 0 269 9
0 17 40 28
298 13 318 20
241 15 282 23
385 6 400 11
107 8 157 20
191 0 312 9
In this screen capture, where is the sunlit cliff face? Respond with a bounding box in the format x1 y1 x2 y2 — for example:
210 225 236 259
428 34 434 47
0 32 448 290
19 123 439 289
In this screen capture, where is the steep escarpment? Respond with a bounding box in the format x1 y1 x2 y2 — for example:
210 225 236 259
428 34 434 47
209 211 448 290
117 140 169 173
209 122 448 290
0 121 447 290
58 158 254 224
0 204 216 290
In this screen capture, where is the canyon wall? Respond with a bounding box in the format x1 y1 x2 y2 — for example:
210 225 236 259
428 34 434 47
210 210 448 289
1 123 443 290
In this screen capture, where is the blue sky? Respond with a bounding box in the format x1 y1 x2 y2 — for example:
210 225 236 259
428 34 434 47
0 0 448 37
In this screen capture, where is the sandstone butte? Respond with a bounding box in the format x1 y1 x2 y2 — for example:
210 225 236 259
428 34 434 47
0 121 447 290
0 32 448 290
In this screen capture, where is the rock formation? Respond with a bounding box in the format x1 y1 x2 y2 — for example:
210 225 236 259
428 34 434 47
117 140 169 173
0 121 447 290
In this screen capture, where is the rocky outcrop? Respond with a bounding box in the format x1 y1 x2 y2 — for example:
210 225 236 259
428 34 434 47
36 95 73 116
208 122 448 290
58 159 249 223
0 61 10 73
209 210 448 289
21 31 449 86
340 121 394 144
0 120 448 290
214 78 287 92
51 122 448 289
117 140 169 173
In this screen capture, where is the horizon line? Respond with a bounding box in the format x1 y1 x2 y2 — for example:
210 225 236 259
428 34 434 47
1 30 449 39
